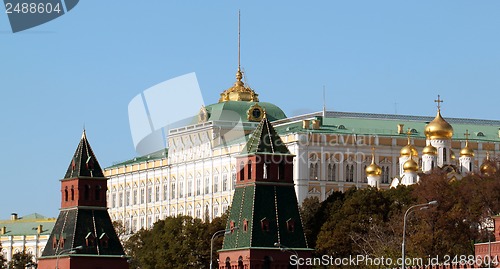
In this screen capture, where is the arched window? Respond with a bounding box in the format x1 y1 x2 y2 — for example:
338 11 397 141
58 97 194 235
443 148 447 162
225 257 231 269
71 186 75 201
469 162 472 172
247 161 252 180
278 161 285 180
64 188 68 202
95 185 101 201
238 256 244 269
84 185 91 200
239 161 245 181
309 163 315 179
314 163 319 179
263 256 272 269
327 163 336 181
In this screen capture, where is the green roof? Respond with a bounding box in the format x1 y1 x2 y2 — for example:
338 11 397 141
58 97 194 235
0 213 56 236
107 148 167 168
241 116 291 155
205 101 286 123
222 184 308 249
274 111 500 142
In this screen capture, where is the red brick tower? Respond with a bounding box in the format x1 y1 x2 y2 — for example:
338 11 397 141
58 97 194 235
37 131 129 269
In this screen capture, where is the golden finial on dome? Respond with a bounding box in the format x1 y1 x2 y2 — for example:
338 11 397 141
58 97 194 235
424 95 453 140
218 11 259 103
400 129 418 157
366 147 382 176
460 130 474 157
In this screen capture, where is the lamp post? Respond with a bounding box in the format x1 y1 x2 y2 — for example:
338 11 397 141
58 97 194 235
210 227 238 269
56 246 83 269
274 242 299 269
402 201 437 269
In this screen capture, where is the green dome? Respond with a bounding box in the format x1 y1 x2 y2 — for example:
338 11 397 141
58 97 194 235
203 101 286 123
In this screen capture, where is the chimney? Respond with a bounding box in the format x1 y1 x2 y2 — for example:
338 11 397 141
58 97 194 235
311 119 320 130
0 226 6 235
10 213 18 221
37 224 43 234
397 124 405 134
302 120 310 129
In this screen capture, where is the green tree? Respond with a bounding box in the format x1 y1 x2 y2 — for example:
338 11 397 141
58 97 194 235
0 242 6 269
7 251 35 269
124 214 226 269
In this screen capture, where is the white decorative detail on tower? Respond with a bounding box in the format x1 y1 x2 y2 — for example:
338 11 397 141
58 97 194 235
459 130 474 175
421 142 437 173
401 159 418 185
399 130 418 178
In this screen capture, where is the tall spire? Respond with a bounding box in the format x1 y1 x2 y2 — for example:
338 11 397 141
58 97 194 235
218 10 259 103
238 9 241 72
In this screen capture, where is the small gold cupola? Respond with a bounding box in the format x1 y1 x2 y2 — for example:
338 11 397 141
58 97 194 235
366 148 382 177
424 95 454 140
422 144 438 156
400 130 418 157
480 151 497 177
460 130 474 157
403 159 419 172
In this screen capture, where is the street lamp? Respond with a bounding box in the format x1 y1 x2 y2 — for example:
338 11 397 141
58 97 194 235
56 246 83 269
402 200 437 269
210 227 238 269
274 242 299 269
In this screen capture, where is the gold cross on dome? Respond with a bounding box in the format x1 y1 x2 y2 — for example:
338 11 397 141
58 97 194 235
434 95 443 110
464 130 470 140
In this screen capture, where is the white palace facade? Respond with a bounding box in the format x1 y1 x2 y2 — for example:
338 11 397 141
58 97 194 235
104 68 500 235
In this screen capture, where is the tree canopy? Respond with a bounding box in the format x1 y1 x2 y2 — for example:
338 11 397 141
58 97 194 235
301 171 500 268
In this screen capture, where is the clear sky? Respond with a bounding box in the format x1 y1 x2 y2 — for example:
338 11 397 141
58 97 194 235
1 1 500 218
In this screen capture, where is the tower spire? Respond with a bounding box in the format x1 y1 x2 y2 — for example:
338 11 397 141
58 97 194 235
238 9 241 72
218 10 259 103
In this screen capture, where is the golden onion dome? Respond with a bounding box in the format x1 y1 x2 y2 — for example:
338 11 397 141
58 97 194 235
400 144 418 157
403 159 418 172
422 144 438 156
424 109 453 140
480 162 497 177
480 152 497 176
460 144 474 157
366 156 382 177
460 132 474 157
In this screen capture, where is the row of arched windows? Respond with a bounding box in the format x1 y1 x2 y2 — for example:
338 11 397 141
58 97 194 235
64 184 102 202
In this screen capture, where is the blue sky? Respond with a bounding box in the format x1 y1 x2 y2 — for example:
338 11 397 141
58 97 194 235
1 1 500 218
